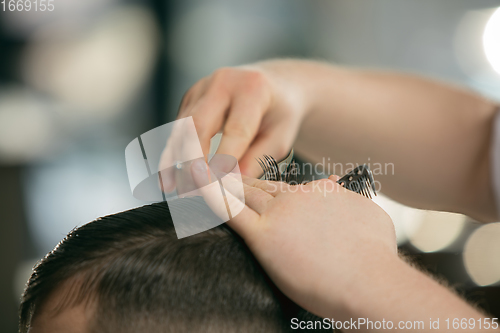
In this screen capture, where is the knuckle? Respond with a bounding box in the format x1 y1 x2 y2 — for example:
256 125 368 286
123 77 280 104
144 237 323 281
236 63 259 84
241 70 268 91
212 67 234 82
209 67 237 96
210 67 270 99
212 68 268 90
225 121 253 140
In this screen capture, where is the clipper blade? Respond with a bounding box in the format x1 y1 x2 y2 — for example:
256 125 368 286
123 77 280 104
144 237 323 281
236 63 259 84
257 150 302 185
258 152 377 199
336 164 377 199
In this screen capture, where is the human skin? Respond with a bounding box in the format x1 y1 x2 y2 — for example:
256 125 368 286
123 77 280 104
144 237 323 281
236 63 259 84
161 59 499 222
159 59 499 331
25 173 498 333
27 278 92 333
191 164 498 332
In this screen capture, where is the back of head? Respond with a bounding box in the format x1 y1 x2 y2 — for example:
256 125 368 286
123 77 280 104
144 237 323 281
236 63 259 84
20 199 331 332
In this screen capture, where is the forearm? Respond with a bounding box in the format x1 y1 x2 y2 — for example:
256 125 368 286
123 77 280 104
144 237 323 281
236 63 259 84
330 257 497 333
261 60 499 221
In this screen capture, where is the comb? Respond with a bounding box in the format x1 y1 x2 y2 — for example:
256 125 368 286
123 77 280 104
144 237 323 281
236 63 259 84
258 151 377 199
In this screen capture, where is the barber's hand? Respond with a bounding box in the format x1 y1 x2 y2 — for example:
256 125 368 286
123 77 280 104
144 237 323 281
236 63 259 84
159 62 310 192
191 161 398 319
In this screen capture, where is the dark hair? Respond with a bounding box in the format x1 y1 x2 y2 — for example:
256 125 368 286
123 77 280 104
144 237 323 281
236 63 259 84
19 198 332 332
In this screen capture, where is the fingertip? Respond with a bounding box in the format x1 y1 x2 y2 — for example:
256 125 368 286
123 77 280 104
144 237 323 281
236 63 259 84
238 163 257 178
191 159 209 186
239 156 267 179
161 180 176 193
159 168 176 193
328 174 341 182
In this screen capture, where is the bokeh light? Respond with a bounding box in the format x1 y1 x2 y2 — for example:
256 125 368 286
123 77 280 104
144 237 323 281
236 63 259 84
408 211 466 253
464 223 500 286
22 6 159 120
0 88 56 163
372 194 424 245
373 194 466 252
483 7 500 75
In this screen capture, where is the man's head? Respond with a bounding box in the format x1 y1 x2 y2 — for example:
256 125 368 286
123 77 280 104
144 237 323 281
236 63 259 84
20 199 330 332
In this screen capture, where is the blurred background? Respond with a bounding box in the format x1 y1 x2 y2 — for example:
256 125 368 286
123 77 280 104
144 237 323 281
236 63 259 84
1 0 500 331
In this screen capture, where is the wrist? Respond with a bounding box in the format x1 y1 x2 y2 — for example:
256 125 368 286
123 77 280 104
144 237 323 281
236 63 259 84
337 251 405 319
299 249 402 320
336 254 487 332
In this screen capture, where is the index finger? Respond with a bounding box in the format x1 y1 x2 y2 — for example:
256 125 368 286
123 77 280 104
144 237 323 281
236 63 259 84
240 175 290 197
190 160 269 239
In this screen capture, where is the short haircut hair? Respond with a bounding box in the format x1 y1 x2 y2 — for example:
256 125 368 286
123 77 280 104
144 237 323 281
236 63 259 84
19 199 332 332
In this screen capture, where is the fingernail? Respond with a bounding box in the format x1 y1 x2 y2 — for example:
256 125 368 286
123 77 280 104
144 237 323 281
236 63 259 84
160 177 169 190
192 159 207 173
159 172 174 192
